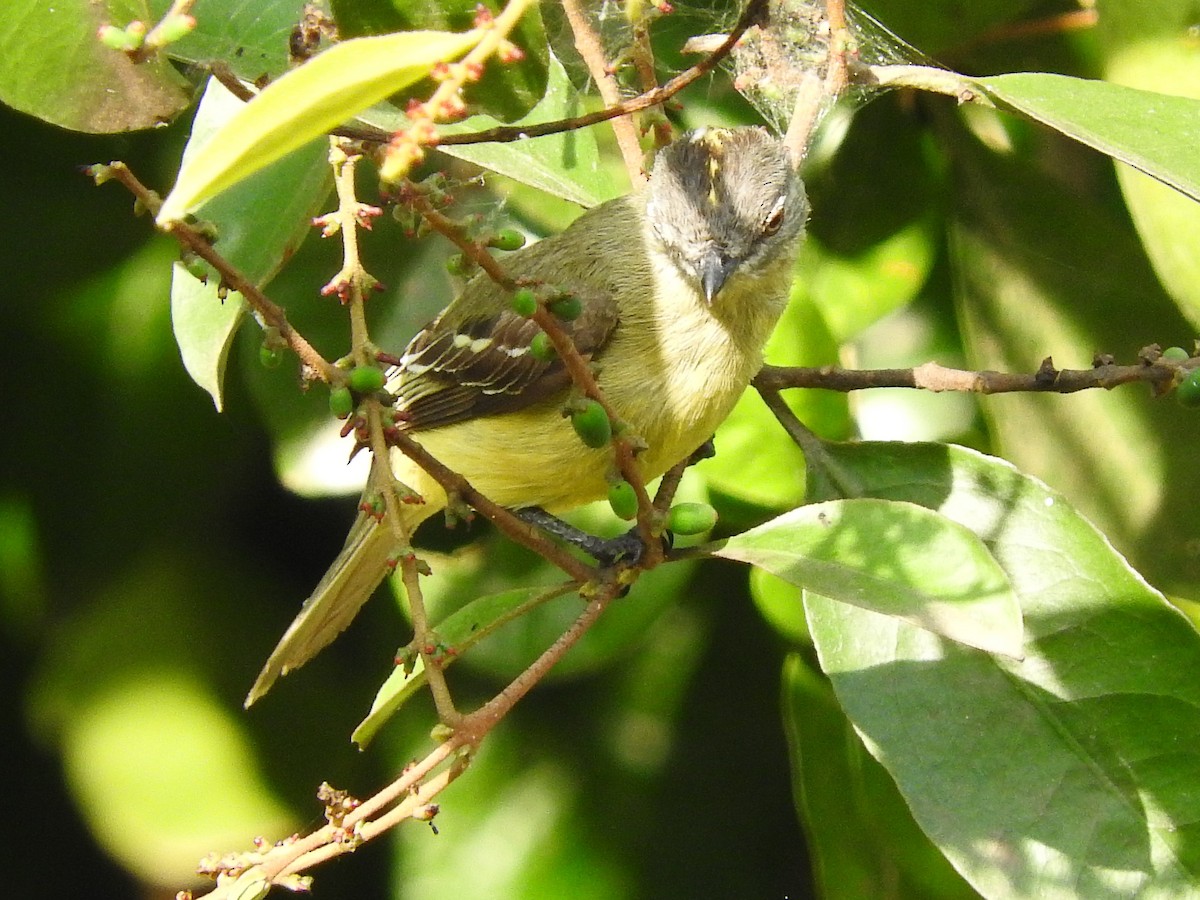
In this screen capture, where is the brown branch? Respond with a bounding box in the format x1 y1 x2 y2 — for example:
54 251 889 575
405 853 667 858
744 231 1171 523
823 0 850 97
782 0 850 161
456 584 620 741
96 162 337 383
753 355 1187 396
336 0 767 149
561 0 646 186
944 9 1098 61
207 60 257 102
387 427 597 584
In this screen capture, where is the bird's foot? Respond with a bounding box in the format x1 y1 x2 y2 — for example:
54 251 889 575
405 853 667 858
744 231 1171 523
516 507 669 567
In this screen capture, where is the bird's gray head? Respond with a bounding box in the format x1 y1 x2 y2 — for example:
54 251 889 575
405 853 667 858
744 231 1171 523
645 127 808 303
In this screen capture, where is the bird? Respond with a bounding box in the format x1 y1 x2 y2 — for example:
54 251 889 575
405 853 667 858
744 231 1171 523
245 126 808 706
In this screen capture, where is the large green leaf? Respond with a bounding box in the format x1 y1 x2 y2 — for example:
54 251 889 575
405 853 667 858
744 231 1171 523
713 497 1023 657
802 439 1200 898
158 28 479 222
783 654 978 899
977 73 1200 203
170 78 331 409
0 0 190 132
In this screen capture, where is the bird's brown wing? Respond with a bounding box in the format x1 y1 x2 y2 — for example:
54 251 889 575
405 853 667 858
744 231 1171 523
388 282 618 431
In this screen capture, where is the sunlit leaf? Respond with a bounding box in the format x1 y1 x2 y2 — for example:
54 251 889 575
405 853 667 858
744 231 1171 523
713 497 1023 657
947 120 1200 587
158 28 479 222
977 72 1200 202
332 0 550 123
804 440 1200 899
783 654 978 899
1103 36 1200 330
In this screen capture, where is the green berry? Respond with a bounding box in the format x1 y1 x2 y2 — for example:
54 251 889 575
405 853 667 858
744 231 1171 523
529 332 556 361
1162 346 1190 363
489 228 526 251
1177 369 1200 408
329 386 355 419
548 294 582 321
445 254 469 276
348 365 387 394
665 502 718 536
154 13 196 44
511 287 537 317
97 24 137 51
259 345 283 369
571 400 612 449
607 480 638 520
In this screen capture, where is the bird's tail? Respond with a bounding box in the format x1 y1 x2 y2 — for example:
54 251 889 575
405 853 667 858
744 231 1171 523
244 499 435 707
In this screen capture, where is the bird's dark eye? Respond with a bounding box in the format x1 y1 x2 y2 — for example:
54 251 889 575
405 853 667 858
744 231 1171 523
762 203 786 235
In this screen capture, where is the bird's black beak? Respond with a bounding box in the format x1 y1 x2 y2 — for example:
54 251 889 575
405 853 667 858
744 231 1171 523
699 250 737 304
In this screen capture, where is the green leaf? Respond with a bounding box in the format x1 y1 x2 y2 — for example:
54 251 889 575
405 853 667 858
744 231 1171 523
171 269 246 412
170 78 331 409
1103 36 1200 330
0 0 190 132
156 0 308 83
783 654 978 899
712 497 1024 658
361 50 622 208
803 440 1200 898
157 28 480 222
976 72 1200 203
353 584 569 747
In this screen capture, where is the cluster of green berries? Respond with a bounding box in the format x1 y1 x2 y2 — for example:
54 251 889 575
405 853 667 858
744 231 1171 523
97 14 195 53
330 365 388 418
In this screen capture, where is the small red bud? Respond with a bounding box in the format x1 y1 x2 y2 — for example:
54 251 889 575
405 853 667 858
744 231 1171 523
497 40 524 63
473 4 494 27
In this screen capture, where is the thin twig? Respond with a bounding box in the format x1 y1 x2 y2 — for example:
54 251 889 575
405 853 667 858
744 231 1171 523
97 162 337 383
387 425 597 584
380 0 536 182
325 142 461 723
561 0 646 187
457 585 620 741
336 0 768 149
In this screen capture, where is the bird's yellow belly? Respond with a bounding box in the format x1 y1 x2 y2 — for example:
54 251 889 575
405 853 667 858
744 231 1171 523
402 329 757 515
